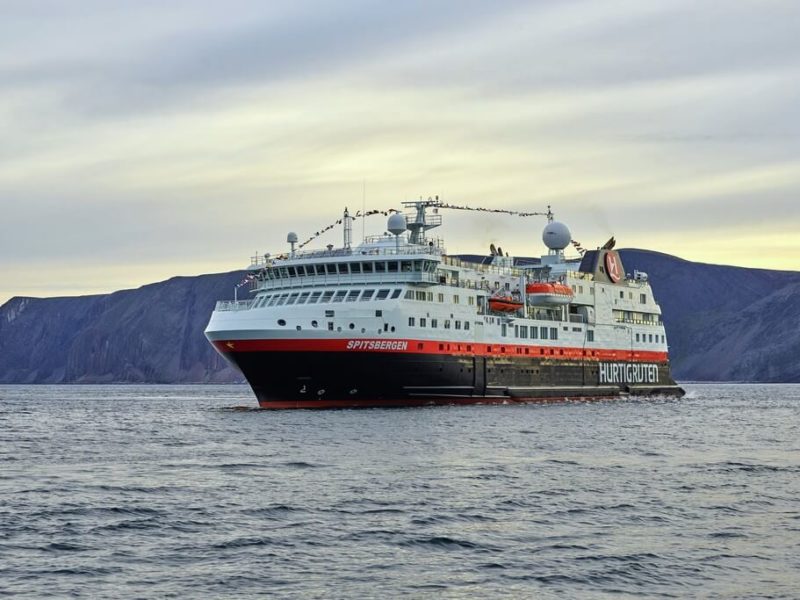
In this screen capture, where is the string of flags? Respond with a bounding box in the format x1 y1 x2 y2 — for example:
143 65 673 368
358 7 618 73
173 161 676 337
437 203 550 218
571 240 586 255
236 273 255 288
297 208 401 248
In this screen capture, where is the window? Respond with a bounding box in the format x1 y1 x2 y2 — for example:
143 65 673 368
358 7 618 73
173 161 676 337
640 294 647 304
376 289 390 300
387 261 398 272
287 267 296 277
350 263 361 274
636 333 640 342
360 289 375 301
464 321 470 331
416 291 426 301
455 321 462 330
337 263 349 275
286 293 299 305
438 293 445 303
405 290 414 299
321 291 334 303
267 295 279 306
391 289 402 299
514 325 519 337
649 334 654 343
579 285 584 294
408 317 415 327
333 290 347 303
311 320 318 328
530 327 538 339
629 292 633 299
619 291 624 299
375 310 382 317
276 294 289 306
346 290 359 302
362 262 374 273
325 310 335 317
401 261 412 272
540 327 548 340
328 322 334 331
431 319 438 328
501 324 507 337
587 330 594 342
520 326 528 339
420 318 427 327
550 327 558 340
427 292 434 301
308 291 322 304
444 320 451 329
375 261 386 273
468 296 475 306
297 292 310 305
453 295 460 304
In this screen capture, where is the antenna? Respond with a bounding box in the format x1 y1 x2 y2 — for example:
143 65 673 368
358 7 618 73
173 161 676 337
362 181 366 243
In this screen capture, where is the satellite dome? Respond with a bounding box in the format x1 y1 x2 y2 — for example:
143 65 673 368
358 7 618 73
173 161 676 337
542 221 571 250
287 232 298 243
387 213 407 236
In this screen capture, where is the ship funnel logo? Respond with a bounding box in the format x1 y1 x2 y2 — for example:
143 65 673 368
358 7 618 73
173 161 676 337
605 252 621 283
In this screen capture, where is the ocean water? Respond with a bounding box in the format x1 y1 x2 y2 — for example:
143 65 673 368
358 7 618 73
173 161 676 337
1 385 798 599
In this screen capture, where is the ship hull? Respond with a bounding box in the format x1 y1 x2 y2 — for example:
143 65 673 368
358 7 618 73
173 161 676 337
215 344 684 409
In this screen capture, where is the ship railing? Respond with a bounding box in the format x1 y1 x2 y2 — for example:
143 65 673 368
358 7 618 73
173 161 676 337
568 314 585 323
254 271 439 291
215 299 254 312
442 256 524 277
279 244 445 262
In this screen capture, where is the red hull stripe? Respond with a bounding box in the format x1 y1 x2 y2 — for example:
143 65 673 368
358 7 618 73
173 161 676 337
213 338 669 363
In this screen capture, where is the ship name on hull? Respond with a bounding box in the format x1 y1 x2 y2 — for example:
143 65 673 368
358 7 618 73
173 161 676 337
346 340 409 351
599 362 659 384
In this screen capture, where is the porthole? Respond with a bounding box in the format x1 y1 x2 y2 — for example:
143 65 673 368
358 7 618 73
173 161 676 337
390 326 396 332
296 325 301 331
311 320 318 328
349 323 355 330
277 319 286 326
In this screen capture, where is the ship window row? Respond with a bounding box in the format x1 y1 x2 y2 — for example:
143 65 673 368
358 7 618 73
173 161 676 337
512 325 559 340
267 259 438 279
408 317 470 331
404 290 474 305
252 288 403 308
636 333 666 344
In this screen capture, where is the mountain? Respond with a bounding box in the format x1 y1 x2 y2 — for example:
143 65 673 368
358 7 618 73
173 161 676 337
1 251 799 383
0 271 246 384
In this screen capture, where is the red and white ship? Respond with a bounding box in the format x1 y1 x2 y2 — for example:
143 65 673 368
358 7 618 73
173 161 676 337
205 199 683 409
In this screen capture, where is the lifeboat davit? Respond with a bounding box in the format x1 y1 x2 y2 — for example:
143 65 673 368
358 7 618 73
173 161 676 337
525 282 573 305
488 296 523 313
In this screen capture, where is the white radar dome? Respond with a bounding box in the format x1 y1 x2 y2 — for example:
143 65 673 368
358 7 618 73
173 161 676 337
287 232 298 243
387 213 408 236
542 221 571 250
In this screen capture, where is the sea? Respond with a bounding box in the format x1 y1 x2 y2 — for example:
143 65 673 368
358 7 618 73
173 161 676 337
1 384 798 599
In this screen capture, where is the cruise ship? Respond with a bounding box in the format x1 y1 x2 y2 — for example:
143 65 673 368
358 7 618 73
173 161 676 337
205 199 684 408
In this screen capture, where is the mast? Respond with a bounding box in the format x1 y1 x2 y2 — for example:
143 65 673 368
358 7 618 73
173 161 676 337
343 207 352 249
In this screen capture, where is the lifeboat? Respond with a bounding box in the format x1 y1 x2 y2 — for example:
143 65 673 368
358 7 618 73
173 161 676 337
525 282 573 305
488 295 523 313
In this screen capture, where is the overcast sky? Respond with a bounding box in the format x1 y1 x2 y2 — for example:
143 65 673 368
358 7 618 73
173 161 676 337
2 0 799 304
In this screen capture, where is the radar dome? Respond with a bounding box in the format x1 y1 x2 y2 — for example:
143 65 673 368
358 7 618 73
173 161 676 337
387 213 407 236
542 221 571 250
287 232 298 243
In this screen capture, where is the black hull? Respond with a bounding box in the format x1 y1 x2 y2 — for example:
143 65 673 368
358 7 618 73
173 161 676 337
224 350 684 409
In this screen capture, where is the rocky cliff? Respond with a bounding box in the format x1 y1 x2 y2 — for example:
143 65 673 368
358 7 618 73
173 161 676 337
1 252 798 383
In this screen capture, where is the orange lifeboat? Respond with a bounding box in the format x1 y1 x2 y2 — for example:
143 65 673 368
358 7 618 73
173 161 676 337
488 296 523 313
525 282 573 305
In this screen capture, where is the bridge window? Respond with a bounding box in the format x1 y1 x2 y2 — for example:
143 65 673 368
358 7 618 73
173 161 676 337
346 290 359 302
360 289 375 301
401 261 412 272
391 289 402 299
375 261 386 273
308 291 322 304
376 289 390 300
387 261 399 272
321 291 334 303
336 263 348 275
286 293 300 305
362 262 374 273
287 267 297 277
333 290 347 303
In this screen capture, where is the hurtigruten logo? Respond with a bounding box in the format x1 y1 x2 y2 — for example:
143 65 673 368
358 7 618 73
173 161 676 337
599 362 660 384
346 340 409 351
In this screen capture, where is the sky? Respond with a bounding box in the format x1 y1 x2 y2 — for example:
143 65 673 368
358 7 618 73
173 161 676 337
2 0 799 304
